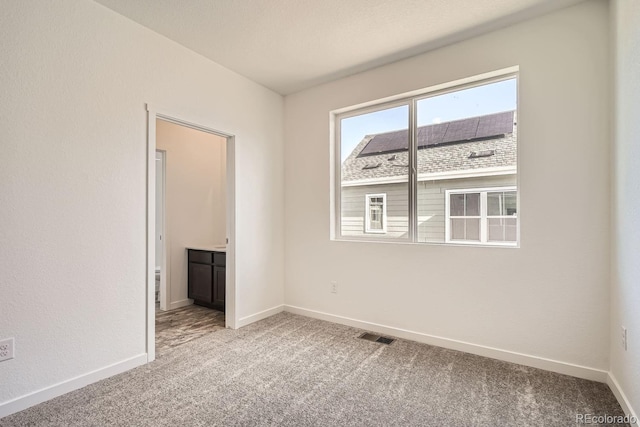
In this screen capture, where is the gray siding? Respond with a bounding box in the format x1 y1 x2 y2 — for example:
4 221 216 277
341 174 516 241
341 182 409 239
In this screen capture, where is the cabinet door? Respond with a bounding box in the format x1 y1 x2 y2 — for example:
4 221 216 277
189 263 213 303
213 266 225 305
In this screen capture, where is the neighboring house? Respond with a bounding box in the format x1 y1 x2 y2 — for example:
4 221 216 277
340 110 518 245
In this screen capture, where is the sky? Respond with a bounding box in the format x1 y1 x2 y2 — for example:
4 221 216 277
340 78 517 162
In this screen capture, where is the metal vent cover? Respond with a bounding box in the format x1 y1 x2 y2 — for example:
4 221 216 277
359 332 395 345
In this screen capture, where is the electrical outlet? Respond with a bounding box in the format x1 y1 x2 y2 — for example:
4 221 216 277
0 338 14 362
330 281 338 294
621 327 627 351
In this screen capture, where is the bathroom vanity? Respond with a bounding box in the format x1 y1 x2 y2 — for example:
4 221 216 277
187 247 226 311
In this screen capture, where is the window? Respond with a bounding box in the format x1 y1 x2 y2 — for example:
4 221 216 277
334 68 519 247
446 187 517 245
487 190 518 243
365 194 386 233
448 192 481 241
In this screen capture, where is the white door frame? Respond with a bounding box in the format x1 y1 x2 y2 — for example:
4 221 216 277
155 150 168 311
145 103 237 363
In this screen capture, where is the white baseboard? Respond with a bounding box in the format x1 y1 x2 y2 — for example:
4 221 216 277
168 299 192 310
284 305 608 383
607 373 639 426
0 353 147 419
238 304 284 328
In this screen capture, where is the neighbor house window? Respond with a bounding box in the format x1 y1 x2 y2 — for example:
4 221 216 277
445 187 517 245
333 67 519 247
365 194 386 233
448 192 481 241
487 190 517 242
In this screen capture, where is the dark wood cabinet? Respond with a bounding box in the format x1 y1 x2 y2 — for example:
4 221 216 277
188 249 226 311
189 262 213 302
213 266 225 305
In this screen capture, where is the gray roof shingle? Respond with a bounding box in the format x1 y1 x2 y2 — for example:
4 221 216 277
341 111 517 183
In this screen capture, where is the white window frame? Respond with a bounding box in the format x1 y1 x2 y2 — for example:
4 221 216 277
445 186 517 246
331 66 519 247
365 193 387 234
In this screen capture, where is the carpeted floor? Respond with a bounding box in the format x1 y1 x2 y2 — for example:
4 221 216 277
0 312 627 426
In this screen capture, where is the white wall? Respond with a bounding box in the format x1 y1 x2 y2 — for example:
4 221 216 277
610 0 640 419
284 0 610 377
0 0 283 413
156 120 227 309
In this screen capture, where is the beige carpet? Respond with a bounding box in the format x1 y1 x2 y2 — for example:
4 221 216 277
0 313 627 426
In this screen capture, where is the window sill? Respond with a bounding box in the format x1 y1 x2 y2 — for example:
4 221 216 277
332 236 519 249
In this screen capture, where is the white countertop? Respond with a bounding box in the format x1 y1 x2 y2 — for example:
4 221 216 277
186 245 227 253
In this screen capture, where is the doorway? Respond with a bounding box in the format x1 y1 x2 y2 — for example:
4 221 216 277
146 104 236 362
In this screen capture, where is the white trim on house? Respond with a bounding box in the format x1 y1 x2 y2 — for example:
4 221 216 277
445 186 518 246
418 166 516 182
364 193 387 233
341 166 516 187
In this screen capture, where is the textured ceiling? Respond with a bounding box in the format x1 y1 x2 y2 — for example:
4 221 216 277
94 0 585 94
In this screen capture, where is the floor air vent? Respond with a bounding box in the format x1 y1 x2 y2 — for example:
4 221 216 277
359 333 395 345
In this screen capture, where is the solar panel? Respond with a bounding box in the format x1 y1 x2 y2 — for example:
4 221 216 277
417 122 448 148
476 111 514 139
442 117 479 143
358 129 408 156
357 111 514 157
